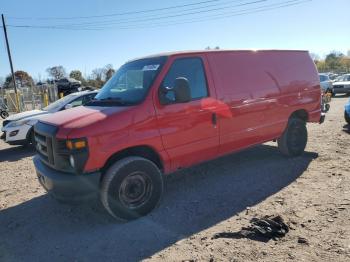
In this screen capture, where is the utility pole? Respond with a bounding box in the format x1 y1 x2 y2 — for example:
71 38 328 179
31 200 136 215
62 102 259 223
2 14 20 112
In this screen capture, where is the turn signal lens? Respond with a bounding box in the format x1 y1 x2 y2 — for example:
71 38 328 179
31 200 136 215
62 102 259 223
74 140 86 149
66 139 87 150
66 140 73 150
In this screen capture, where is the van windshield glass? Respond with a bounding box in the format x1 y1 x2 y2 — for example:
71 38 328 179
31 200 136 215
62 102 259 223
90 56 167 106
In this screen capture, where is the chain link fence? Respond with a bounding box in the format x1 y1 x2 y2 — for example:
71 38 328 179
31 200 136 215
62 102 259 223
0 84 58 112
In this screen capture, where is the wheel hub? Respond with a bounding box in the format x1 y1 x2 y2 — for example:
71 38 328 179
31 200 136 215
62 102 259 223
119 172 152 209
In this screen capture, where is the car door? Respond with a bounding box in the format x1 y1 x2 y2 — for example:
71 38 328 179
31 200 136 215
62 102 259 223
154 56 219 170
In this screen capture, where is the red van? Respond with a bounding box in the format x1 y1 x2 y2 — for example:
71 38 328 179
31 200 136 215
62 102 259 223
33 50 323 220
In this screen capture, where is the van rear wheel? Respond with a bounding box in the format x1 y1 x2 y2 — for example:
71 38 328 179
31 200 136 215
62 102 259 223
100 156 163 221
277 118 307 157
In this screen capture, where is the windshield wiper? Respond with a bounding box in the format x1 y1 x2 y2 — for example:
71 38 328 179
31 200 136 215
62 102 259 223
98 97 122 101
88 97 134 106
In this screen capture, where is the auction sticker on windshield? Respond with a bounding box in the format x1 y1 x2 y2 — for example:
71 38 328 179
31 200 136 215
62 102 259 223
142 64 160 71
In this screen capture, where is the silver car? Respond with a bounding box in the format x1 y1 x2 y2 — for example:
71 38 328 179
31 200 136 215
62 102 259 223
332 74 350 95
319 73 333 93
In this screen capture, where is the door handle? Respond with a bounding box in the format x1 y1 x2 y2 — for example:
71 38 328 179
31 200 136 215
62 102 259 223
212 112 217 127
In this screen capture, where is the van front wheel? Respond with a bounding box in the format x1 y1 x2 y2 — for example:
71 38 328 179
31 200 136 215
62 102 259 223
100 156 163 221
277 118 307 157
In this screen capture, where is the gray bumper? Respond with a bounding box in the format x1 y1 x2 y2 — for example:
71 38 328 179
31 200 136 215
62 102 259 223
34 155 101 202
333 87 350 94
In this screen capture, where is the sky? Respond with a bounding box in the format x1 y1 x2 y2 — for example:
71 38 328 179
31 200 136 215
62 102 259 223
0 0 349 81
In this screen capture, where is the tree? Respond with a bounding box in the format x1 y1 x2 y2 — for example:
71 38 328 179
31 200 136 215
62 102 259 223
340 56 350 72
315 51 350 73
310 52 320 62
205 46 220 50
46 66 66 80
69 70 84 82
91 68 105 82
325 51 344 71
105 68 115 81
4 70 34 88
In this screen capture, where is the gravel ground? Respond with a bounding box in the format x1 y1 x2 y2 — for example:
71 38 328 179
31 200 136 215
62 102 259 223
0 96 349 262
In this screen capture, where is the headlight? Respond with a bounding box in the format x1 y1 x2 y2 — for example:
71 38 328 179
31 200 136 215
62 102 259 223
8 119 37 127
69 155 75 168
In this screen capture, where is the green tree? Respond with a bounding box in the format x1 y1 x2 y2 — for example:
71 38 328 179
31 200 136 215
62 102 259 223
46 66 66 80
4 70 34 88
69 70 84 82
340 56 350 72
325 51 344 71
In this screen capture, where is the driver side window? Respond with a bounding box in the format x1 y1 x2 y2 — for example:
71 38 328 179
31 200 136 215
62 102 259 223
160 57 208 103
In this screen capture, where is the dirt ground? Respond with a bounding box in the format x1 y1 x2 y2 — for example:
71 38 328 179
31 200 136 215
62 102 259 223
0 96 349 262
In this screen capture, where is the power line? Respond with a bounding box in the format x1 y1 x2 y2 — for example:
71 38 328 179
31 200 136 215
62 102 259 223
39 0 267 28
7 0 225 20
7 0 311 31
89 0 311 30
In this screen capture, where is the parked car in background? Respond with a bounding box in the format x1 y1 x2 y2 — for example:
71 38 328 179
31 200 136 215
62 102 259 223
319 73 333 93
57 77 82 96
33 50 323 220
0 98 9 119
328 73 339 81
345 98 350 124
332 74 350 95
1 91 97 146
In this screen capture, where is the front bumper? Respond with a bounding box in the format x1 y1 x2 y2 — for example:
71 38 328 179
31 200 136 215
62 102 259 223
1 124 32 144
34 155 101 201
333 86 350 94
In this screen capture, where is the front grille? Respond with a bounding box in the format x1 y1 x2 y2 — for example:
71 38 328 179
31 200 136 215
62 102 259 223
35 130 55 165
34 121 74 173
334 85 344 88
34 122 58 167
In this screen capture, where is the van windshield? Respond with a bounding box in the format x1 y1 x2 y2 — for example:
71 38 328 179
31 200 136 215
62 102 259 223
89 56 167 106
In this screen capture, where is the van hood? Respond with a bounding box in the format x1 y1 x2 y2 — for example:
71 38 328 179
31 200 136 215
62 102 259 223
39 105 129 130
7 110 48 121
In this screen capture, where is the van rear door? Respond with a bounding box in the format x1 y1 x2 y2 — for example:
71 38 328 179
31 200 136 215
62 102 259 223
154 55 219 170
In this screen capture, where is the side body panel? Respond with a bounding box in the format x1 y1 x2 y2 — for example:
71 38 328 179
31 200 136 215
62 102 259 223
206 51 321 155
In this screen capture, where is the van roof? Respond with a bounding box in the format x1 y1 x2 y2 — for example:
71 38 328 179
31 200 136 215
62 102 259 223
130 49 309 61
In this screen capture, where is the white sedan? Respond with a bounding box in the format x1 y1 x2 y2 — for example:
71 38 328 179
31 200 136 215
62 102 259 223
1 91 97 146
333 74 350 95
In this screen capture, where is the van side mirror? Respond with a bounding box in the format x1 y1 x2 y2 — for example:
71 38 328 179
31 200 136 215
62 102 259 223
159 77 191 104
173 77 191 103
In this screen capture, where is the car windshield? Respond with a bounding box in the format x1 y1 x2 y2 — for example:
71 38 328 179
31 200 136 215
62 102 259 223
43 93 76 112
337 75 350 82
89 56 167 106
319 75 327 82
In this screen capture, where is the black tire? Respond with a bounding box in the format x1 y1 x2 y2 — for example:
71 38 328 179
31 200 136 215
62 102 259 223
24 128 36 148
100 156 164 221
1 110 9 119
277 118 307 157
345 111 350 124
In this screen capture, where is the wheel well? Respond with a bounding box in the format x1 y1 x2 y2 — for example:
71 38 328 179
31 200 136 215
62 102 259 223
290 109 308 122
101 145 164 176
